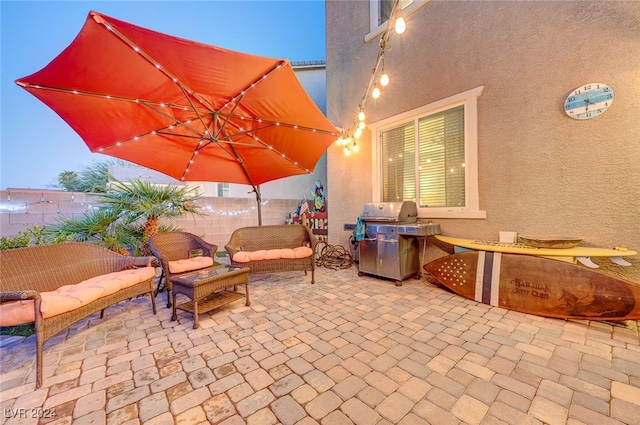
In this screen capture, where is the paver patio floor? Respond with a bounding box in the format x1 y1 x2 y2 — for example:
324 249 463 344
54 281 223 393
1 263 639 425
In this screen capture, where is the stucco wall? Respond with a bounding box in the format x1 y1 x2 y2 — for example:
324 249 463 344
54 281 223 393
326 1 640 281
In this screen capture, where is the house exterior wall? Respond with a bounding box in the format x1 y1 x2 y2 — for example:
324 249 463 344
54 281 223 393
326 0 640 281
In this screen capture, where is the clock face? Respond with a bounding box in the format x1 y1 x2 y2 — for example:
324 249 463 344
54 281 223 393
564 83 614 120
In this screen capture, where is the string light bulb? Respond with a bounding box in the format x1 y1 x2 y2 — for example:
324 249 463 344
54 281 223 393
354 127 363 139
372 86 381 99
353 142 359 152
380 69 390 87
394 10 406 34
358 109 365 122
358 121 366 130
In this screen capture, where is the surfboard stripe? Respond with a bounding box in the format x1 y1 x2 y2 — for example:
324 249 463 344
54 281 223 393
482 252 494 304
490 253 502 306
475 252 486 303
474 251 502 306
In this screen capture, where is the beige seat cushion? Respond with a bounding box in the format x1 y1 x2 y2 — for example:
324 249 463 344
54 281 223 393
293 247 314 258
0 267 155 327
168 257 214 273
232 247 313 263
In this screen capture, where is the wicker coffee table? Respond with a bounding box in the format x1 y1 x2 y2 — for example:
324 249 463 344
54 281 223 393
170 265 250 329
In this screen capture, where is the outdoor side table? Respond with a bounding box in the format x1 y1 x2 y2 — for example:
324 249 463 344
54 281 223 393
170 265 250 329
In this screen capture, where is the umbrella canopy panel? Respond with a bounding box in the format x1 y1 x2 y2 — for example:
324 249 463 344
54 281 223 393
16 11 339 187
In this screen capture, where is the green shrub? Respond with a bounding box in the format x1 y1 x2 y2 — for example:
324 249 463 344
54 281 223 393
0 224 66 250
0 232 30 250
0 324 35 337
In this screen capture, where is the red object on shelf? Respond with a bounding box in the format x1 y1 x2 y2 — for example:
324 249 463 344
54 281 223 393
302 212 328 241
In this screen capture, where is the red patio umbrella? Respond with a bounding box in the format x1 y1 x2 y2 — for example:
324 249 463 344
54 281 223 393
16 11 338 224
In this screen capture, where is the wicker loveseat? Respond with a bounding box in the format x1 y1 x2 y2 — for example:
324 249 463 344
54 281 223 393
225 224 317 284
0 242 157 388
149 232 218 307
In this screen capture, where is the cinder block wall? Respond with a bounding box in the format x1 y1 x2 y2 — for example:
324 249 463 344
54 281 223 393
0 189 300 250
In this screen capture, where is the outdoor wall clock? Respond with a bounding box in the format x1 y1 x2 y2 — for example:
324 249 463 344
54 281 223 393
564 83 614 120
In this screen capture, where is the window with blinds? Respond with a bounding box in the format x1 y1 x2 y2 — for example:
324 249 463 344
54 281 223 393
381 105 465 208
373 86 484 218
418 105 465 208
381 123 416 202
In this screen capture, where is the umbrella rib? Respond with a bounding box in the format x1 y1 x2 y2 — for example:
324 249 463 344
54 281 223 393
16 82 214 126
218 60 287 113
14 82 215 153
92 12 218 113
137 100 212 139
207 94 245 146
175 85 217 141
218 120 259 191
180 114 232 181
217 117 314 175
224 114 337 136
96 101 214 152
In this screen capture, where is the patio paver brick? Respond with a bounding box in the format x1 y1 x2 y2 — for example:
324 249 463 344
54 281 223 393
340 397 382 424
271 395 306 425
0 266 638 424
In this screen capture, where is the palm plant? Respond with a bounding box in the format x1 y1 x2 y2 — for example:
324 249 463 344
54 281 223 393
99 178 204 254
56 159 131 193
43 207 133 255
44 178 203 255
57 170 81 191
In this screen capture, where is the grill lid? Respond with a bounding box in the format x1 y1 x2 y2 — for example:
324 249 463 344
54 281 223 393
360 201 418 223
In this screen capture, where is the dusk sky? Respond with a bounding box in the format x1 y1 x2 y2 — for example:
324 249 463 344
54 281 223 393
1 0 327 189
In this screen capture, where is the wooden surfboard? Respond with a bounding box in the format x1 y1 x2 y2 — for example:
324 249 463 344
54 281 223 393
424 251 640 320
435 235 636 268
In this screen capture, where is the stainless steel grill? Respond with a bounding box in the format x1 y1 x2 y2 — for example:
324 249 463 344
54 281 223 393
348 201 440 285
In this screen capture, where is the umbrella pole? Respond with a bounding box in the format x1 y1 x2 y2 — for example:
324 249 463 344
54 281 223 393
255 185 262 226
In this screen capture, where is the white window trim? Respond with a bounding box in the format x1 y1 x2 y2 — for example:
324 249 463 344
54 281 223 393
366 0 430 42
370 86 487 219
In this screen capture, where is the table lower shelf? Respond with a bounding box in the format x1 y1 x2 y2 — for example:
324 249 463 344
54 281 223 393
175 290 245 315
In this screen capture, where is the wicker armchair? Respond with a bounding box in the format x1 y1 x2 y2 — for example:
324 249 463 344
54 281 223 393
149 232 218 307
0 242 157 388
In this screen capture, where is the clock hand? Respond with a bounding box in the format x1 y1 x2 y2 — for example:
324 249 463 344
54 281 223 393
584 98 595 111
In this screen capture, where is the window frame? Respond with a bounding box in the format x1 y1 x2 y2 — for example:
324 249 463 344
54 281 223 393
366 0 428 42
370 86 486 219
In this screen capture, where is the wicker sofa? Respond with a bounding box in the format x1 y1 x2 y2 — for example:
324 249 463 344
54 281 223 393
149 232 218 308
0 242 157 388
225 224 317 284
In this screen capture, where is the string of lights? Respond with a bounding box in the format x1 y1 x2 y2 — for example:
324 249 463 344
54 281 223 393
337 0 407 156
4 191 91 214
